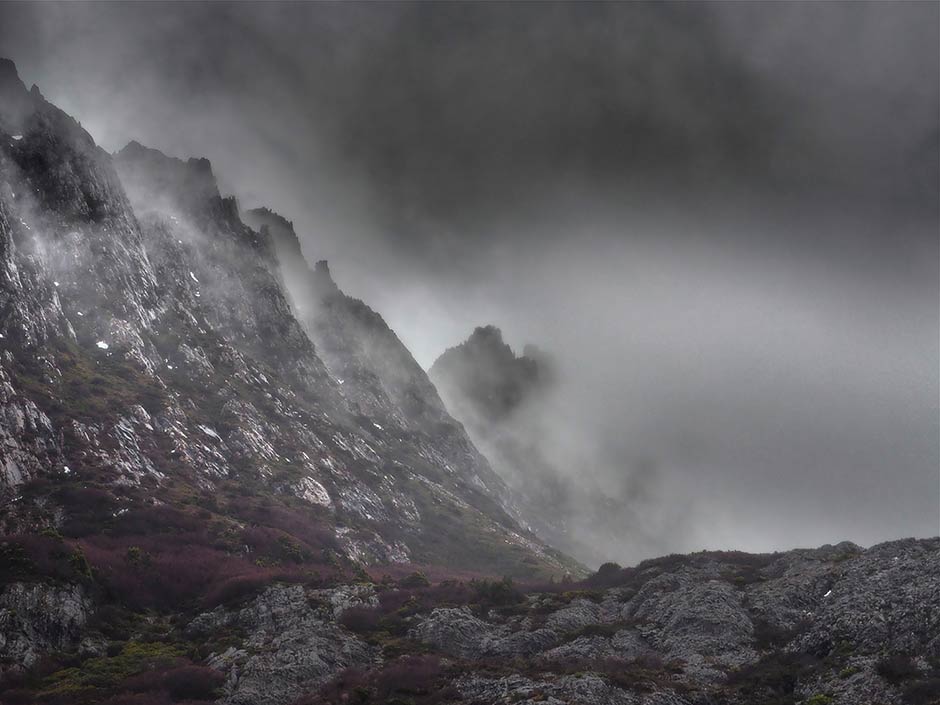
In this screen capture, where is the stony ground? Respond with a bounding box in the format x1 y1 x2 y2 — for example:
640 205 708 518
3 537 935 704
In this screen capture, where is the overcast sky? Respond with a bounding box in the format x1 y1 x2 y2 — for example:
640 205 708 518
1 1 937 562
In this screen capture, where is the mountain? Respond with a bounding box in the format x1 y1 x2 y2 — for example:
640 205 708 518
1 58 938 705
430 326 642 568
0 53 578 677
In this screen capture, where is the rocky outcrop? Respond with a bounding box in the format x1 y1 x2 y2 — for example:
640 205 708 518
1 535 937 704
396 539 939 705
191 585 377 705
0 582 91 673
183 538 940 705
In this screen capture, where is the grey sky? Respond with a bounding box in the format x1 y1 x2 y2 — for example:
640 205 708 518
1 1 936 562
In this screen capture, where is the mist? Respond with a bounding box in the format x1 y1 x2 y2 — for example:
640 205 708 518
1 1 936 565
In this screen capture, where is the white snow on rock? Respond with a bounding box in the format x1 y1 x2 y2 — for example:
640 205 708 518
296 476 332 507
189 271 199 283
76 311 84 317
373 422 383 431
96 341 109 350
198 425 221 440
53 281 59 287
62 465 71 474
12 135 22 141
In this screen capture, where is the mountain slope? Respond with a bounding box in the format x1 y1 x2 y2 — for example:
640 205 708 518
0 55 575 642
241 208 498 488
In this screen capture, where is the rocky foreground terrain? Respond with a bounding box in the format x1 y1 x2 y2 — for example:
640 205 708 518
2 538 938 704
0 57 938 705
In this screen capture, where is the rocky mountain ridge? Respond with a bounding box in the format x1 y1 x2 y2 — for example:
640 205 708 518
0 56 574 576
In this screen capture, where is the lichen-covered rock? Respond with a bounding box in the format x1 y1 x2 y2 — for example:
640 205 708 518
193 585 377 705
542 627 652 663
410 606 507 659
0 582 90 673
456 672 688 705
628 569 757 675
791 538 940 658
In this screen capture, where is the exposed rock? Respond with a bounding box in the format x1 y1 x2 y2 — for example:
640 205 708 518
0 582 90 673
409 606 507 659
193 585 377 705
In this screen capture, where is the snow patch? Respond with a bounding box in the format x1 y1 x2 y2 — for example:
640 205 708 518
198 425 221 440
189 271 199 283
62 465 71 474
96 341 109 350
11 135 22 141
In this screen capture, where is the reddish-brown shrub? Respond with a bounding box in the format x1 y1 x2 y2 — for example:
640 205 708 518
877 654 919 684
100 695 174 705
0 534 88 585
161 665 225 700
373 655 442 698
55 486 119 537
339 606 382 634
294 656 449 705
226 499 337 554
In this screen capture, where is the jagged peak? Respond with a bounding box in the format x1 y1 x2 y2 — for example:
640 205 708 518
0 57 35 131
114 140 223 216
243 206 307 266
313 259 339 294
115 140 218 183
460 327 546 369
0 58 24 90
469 324 505 345
431 324 552 411
246 206 294 232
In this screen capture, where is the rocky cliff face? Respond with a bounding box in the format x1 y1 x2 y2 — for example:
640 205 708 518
0 56 578 686
241 208 502 499
0 57 573 576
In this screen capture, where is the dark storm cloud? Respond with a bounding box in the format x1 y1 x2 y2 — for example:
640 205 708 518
0 1 936 563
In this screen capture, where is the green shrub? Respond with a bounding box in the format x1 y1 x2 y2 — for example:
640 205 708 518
399 572 430 589
805 696 834 705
